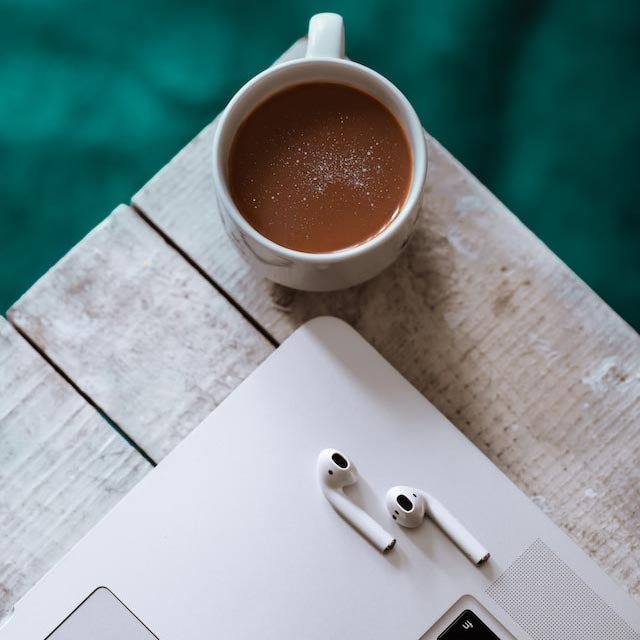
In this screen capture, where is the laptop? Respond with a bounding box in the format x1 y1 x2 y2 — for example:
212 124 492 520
2 317 638 639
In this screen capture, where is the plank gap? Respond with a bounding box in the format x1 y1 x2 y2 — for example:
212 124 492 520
131 203 279 349
7 317 157 467
8 205 274 461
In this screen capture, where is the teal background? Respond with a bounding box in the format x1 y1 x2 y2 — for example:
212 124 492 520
1 0 639 328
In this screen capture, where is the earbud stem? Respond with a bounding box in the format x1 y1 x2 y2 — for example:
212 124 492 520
420 491 490 565
324 487 396 553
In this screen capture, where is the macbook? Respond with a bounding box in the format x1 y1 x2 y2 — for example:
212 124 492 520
2 318 638 639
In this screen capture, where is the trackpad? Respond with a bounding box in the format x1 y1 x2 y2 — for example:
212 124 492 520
47 588 156 639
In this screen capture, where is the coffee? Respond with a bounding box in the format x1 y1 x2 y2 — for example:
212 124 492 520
228 82 412 253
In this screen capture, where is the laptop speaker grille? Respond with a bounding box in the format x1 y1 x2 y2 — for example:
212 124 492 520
486 539 639 640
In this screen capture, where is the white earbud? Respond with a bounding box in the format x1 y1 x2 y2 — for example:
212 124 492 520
318 449 396 553
386 486 490 565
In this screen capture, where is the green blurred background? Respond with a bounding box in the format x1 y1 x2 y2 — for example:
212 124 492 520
1 0 638 328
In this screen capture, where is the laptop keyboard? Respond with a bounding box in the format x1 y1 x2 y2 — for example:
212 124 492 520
438 609 501 639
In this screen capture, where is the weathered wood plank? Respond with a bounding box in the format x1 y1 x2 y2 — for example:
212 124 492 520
132 41 640 598
0 317 150 619
8 206 273 462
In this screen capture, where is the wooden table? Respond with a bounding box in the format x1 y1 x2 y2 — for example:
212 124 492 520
2 40 639 620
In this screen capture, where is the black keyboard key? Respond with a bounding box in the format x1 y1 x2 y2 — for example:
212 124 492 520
438 609 501 639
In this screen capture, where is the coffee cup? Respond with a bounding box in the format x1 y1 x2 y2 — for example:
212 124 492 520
212 13 427 291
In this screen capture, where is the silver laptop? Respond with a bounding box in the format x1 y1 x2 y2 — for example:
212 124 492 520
2 318 638 639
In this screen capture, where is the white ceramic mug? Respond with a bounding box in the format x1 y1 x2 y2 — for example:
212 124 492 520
212 13 427 291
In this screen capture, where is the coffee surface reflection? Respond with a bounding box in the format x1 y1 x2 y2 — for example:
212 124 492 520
229 82 412 253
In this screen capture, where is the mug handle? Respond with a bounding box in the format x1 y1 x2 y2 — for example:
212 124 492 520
306 13 345 59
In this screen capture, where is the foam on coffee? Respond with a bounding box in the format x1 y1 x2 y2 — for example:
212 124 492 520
228 82 412 253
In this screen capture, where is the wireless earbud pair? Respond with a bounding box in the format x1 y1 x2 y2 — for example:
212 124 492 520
317 448 490 565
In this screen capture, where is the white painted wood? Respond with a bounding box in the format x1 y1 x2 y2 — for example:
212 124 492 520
0 317 150 620
132 40 640 598
8 206 273 462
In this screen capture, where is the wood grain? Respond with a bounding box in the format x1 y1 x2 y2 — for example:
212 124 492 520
133 41 640 598
8 205 273 462
0 317 150 619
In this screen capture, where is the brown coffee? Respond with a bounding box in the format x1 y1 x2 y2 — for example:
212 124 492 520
228 82 412 253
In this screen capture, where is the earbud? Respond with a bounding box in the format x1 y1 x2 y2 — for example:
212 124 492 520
318 449 396 553
386 486 490 565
